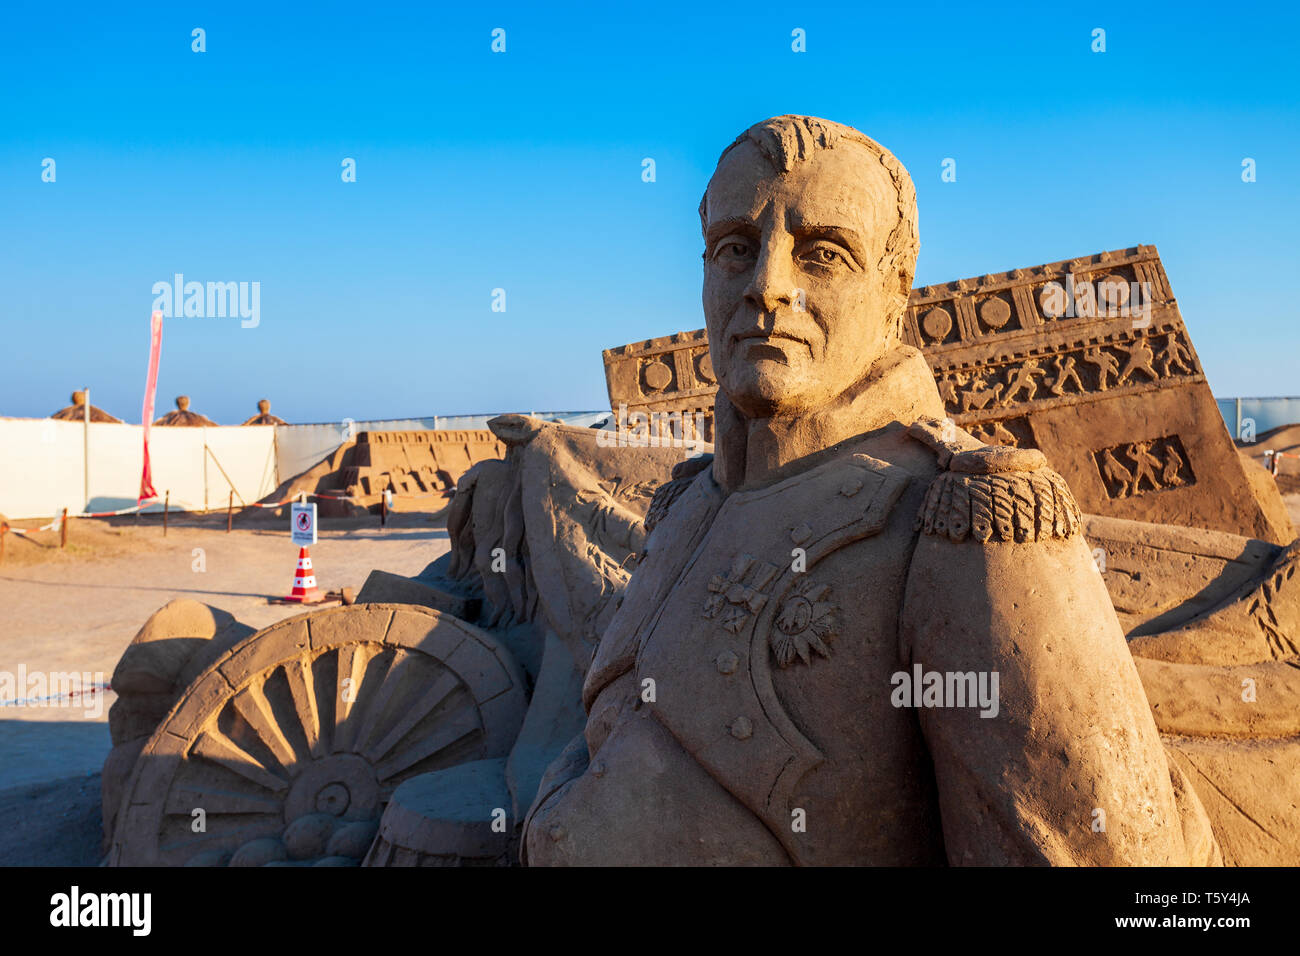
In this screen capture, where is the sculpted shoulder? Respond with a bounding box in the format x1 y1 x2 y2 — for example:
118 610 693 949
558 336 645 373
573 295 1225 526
644 454 715 535
905 417 1083 544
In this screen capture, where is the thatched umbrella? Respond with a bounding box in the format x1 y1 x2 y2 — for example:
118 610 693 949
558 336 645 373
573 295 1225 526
241 398 287 426
154 395 218 427
50 390 123 423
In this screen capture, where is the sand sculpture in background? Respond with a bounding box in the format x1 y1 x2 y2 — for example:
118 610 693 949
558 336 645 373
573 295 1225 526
154 395 217 427
265 429 507 517
241 399 287 426
603 244 1293 546
522 115 1216 865
49 389 123 423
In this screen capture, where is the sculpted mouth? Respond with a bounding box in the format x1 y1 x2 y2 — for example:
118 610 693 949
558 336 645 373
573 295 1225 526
732 329 813 359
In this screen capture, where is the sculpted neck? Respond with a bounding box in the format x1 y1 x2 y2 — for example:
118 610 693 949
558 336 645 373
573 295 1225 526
713 344 946 492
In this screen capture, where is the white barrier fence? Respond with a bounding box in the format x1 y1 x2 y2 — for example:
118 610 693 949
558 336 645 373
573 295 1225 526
0 411 608 521
0 419 278 520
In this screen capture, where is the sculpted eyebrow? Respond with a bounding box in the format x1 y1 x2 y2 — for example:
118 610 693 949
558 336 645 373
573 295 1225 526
704 219 759 246
794 225 868 265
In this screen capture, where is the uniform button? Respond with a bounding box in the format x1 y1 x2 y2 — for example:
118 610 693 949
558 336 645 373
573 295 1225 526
791 523 812 544
590 760 606 778
729 716 753 740
716 651 739 674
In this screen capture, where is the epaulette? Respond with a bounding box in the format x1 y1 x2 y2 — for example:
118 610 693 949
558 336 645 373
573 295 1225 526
915 442 1082 544
644 454 713 534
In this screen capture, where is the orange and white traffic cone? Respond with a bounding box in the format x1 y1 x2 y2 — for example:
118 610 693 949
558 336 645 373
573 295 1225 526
284 546 324 603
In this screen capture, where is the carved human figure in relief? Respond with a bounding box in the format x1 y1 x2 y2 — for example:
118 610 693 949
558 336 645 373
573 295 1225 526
1050 354 1085 395
1001 358 1046 404
1116 331 1159 386
1084 346 1121 391
1128 440 1163 494
1159 333 1194 378
521 115 1217 866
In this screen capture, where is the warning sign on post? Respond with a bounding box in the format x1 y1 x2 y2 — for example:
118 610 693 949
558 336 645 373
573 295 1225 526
291 502 318 546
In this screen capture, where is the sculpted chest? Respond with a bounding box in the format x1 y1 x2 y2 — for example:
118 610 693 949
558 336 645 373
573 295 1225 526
634 450 922 831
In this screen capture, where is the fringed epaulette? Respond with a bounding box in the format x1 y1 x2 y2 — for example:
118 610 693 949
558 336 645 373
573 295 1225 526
644 454 713 534
915 445 1082 543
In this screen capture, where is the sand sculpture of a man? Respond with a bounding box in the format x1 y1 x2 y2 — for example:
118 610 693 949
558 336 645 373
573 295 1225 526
522 115 1216 865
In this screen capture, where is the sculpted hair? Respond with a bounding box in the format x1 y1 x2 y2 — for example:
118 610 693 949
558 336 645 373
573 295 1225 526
699 115 920 300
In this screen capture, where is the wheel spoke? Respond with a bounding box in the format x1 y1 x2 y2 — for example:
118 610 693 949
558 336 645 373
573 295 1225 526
364 670 460 764
192 728 289 792
375 706 480 781
333 643 379 752
232 682 300 772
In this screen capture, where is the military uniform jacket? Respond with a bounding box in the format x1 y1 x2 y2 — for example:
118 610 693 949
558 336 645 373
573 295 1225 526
522 410 1208 867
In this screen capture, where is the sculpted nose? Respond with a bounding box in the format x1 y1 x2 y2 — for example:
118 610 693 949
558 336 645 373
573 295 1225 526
744 242 796 313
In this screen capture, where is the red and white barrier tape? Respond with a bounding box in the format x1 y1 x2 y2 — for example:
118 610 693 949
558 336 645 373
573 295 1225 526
2 487 454 530
4 516 65 536
0 680 114 708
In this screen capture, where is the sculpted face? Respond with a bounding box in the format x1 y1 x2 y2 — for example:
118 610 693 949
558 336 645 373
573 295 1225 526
702 140 906 418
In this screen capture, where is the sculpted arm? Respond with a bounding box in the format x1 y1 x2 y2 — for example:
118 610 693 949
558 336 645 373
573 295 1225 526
898 451 1199 865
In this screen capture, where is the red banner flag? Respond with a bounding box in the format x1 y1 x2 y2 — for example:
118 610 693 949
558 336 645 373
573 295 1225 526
138 310 163 502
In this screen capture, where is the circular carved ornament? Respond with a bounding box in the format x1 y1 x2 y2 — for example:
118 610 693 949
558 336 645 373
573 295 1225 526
979 297 1012 329
643 360 673 391
921 307 953 341
1039 282 1069 318
1096 274 1131 309
107 604 527 867
695 351 715 384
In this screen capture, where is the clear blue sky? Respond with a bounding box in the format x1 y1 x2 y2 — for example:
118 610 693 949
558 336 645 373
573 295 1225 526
2 1 1297 424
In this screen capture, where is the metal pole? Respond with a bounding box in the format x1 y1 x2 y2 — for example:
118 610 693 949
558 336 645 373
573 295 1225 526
0 522 7 564
163 490 169 536
83 385 90 510
60 507 68 548
227 490 233 532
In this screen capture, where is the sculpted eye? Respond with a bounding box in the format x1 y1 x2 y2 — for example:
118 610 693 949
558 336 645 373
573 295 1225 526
711 235 755 263
798 241 851 268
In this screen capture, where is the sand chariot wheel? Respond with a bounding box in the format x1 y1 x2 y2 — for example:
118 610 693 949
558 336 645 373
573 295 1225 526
107 604 527 867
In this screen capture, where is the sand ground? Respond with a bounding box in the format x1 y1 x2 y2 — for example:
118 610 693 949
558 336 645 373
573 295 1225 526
0 509 450 865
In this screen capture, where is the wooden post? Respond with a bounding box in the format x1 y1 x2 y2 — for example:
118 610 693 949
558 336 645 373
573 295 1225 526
227 490 233 533
60 508 68 548
380 491 387 528
0 522 7 564
163 491 170 536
